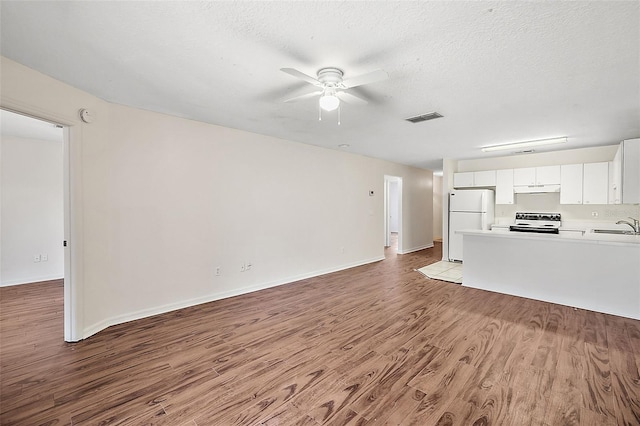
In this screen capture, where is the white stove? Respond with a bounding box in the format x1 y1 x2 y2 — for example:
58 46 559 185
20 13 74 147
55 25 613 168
509 212 562 234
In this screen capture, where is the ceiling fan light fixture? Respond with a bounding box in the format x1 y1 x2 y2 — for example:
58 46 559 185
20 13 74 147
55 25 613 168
319 94 340 111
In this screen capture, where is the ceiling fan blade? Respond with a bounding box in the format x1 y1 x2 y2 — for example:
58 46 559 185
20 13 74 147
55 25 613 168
336 91 368 105
342 69 388 89
280 68 323 87
282 90 323 103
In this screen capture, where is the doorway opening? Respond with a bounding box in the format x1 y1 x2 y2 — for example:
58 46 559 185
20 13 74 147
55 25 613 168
0 109 71 340
384 175 402 254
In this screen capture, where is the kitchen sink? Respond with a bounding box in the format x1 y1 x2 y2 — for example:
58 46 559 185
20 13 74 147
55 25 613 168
591 229 636 235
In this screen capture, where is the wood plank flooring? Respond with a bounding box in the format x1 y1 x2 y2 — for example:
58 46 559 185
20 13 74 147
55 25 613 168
1 243 639 425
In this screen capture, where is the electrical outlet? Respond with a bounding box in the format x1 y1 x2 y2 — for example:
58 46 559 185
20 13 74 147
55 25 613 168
33 255 41 263
215 267 221 276
41 254 48 262
246 262 252 271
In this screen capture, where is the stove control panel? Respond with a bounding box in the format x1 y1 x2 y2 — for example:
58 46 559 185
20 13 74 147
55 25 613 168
515 212 561 222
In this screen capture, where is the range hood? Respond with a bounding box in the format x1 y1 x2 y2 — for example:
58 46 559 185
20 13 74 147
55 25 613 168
513 184 561 194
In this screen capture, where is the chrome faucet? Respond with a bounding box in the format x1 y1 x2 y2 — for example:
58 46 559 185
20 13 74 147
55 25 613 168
616 217 640 234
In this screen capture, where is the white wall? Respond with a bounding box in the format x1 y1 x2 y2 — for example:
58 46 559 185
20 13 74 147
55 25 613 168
396 168 433 254
432 175 443 240
1 56 434 339
441 158 457 260
1 134 64 285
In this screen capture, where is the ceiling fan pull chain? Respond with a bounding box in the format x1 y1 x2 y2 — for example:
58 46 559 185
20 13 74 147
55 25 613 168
338 104 341 126
318 103 322 121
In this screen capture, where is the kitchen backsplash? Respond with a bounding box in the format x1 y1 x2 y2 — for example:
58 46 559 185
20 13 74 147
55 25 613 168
494 192 640 224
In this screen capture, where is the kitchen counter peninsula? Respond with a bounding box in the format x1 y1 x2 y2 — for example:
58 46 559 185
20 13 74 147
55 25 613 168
458 229 640 320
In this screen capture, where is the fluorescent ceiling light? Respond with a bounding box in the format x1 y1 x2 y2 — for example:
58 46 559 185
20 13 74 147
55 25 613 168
481 137 567 152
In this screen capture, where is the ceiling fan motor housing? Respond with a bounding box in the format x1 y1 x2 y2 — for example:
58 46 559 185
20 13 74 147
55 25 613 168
317 68 345 88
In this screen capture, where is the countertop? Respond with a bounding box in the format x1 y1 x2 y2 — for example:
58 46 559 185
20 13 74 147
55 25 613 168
459 228 640 246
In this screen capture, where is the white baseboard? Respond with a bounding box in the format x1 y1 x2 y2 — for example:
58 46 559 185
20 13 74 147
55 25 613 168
398 243 434 255
0 275 64 287
82 255 385 340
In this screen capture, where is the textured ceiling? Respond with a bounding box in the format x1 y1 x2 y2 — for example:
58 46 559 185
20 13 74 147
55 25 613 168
1 1 639 171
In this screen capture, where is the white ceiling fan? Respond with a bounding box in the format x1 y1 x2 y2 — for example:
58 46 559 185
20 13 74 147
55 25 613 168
280 67 388 112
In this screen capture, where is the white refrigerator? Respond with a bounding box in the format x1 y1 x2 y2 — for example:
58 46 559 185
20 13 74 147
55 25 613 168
448 189 495 262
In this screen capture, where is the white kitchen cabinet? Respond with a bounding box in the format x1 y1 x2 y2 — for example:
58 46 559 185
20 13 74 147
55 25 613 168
560 164 583 204
607 161 616 204
609 157 619 204
535 165 561 185
610 138 640 204
513 166 561 187
621 138 640 204
495 169 514 204
473 170 496 187
513 168 536 186
583 162 609 204
453 172 474 188
453 170 497 188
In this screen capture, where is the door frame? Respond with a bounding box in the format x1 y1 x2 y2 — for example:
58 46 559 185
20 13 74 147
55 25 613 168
1 105 83 342
384 175 402 251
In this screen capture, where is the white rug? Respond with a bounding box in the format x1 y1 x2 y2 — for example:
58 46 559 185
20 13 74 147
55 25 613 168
417 261 463 284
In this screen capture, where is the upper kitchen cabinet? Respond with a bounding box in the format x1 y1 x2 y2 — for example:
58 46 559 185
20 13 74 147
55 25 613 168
495 169 514 204
560 164 583 204
611 147 622 203
583 162 609 204
453 170 496 188
513 167 536 186
536 166 561 185
561 162 612 205
514 166 561 186
611 138 640 204
453 172 474 188
473 170 497 187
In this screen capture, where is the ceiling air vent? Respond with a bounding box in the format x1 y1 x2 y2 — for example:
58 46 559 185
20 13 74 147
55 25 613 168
405 112 443 123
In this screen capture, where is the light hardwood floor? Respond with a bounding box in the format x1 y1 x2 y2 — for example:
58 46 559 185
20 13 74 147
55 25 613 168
1 243 639 425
